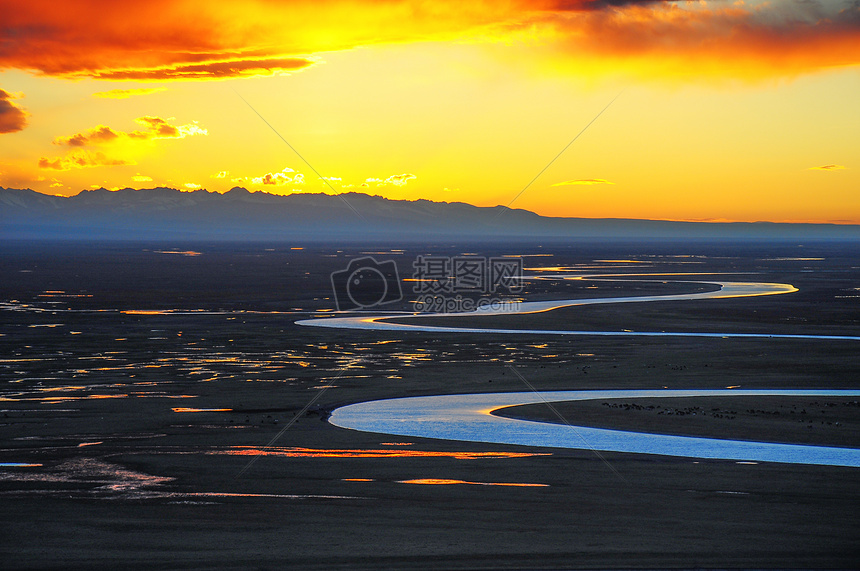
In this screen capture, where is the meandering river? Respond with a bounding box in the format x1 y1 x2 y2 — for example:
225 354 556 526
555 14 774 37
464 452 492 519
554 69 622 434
301 277 860 465
298 279 858 340
329 390 860 467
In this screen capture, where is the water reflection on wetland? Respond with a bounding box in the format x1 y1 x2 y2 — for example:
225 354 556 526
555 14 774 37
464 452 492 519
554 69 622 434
205 446 550 460
397 478 548 487
3 243 859 522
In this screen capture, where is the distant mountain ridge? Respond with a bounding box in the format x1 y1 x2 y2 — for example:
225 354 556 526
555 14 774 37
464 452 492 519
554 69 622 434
2 186 858 241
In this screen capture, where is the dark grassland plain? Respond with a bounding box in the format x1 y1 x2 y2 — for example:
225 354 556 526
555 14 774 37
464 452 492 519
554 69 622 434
1 240 858 570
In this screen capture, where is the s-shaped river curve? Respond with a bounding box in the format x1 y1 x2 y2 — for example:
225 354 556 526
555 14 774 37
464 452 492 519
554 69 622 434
330 390 860 467
297 279 859 341
301 278 860 466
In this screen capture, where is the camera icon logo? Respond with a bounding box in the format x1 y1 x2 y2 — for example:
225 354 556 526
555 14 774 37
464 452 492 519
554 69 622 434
330 257 403 311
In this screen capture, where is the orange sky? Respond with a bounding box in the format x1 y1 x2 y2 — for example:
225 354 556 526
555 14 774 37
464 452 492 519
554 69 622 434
1 0 858 223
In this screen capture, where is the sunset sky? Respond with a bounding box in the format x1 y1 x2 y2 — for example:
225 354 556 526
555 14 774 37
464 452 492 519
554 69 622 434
1 0 858 223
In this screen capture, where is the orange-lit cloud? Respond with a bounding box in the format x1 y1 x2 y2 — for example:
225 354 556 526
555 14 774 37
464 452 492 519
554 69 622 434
0 89 28 134
53 126 120 147
0 1 320 80
40 116 207 170
92 88 167 99
808 164 848 171
506 1 860 79
85 57 316 81
38 151 133 171
52 116 207 147
2 1 856 82
552 178 614 186
0 0 475 81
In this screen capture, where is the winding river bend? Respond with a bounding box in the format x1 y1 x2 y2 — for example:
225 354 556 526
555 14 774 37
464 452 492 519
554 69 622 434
330 390 860 468
300 277 860 465
297 279 860 341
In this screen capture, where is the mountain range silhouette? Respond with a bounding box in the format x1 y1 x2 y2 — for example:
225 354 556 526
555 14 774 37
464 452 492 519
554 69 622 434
2 187 857 241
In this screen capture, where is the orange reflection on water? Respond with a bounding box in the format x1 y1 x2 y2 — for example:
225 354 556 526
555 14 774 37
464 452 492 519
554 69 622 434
121 310 167 315
172 407 232 413
154 250 202 256
33 385 87 393
398 479 548 487
214 447 551 460
185 492 357 499
7 394 130 403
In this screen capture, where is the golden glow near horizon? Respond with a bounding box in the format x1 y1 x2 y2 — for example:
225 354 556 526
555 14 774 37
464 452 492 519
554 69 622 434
0 0 858 223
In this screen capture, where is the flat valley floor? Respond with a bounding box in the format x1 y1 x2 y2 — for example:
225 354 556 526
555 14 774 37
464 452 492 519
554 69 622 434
1 241 858 569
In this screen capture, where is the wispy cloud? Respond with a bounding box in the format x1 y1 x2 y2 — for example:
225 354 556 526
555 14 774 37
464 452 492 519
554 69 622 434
38 151 133 171
808 164 848 171
0 89 28 134
246 167 305 187
92 88 166 99
385 173 417 187
552 178 614 186
40 116 207 170
85 57 316 81
52 116 207 147
360 174 417 188
360 178 383 187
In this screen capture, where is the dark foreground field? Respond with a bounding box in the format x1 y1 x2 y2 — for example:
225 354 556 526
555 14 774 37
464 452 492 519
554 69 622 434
1 240 858 569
